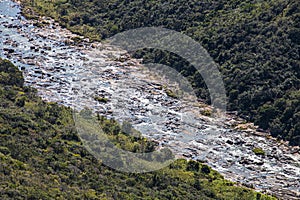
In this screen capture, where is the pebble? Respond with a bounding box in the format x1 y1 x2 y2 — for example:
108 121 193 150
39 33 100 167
0 1 299 199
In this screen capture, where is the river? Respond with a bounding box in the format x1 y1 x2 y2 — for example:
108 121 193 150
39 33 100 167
0 0 299 199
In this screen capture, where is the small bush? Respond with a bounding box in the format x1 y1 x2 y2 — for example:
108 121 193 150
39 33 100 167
252 147 265 156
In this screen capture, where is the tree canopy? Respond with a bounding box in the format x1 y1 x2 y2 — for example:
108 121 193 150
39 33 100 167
21 0 300 145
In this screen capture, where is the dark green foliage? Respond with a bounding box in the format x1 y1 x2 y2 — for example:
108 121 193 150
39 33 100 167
0 59 24 87
201 165 211 174
186 160 200 172
268 91 300 145
94 96 108 103
96 117 157 153
20 0 300 145
0 59 276 199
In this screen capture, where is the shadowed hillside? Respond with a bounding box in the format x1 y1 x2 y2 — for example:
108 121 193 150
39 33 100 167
20 0 300 145
0 58 275 199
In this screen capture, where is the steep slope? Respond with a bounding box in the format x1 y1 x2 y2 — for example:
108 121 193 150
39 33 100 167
0 58 275 199
20 0 300 145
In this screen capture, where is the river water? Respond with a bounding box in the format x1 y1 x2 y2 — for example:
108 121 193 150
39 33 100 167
0 0 299 199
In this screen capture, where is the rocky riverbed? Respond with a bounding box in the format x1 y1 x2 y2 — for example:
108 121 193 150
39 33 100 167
1 0 299 199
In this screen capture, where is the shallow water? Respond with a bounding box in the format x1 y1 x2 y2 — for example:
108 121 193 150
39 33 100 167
0 0 299 198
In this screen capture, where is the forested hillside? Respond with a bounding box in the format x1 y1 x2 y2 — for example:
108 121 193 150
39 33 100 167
0 58 275 199
21 0 300 145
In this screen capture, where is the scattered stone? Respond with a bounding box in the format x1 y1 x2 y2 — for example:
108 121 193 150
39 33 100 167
3 48 14 53
1 4 299 199
226 140 234 145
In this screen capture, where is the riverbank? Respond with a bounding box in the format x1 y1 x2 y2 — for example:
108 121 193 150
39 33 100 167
1 1 299 199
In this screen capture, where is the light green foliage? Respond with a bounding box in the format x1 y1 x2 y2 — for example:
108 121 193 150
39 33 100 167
165 88 177 98
20 0 300 145
0 59 276 199
253 147 266 156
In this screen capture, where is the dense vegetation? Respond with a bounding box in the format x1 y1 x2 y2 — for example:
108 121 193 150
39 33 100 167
21 0 300 145
0 58 276 199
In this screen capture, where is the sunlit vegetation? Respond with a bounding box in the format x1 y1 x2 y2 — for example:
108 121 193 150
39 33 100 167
165 88 177 98
252 147 266 156
0 58 277 199
94 96 109 103
20 0 300 146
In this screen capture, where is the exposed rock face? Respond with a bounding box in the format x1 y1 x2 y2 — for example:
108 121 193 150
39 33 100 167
0 1 299 199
